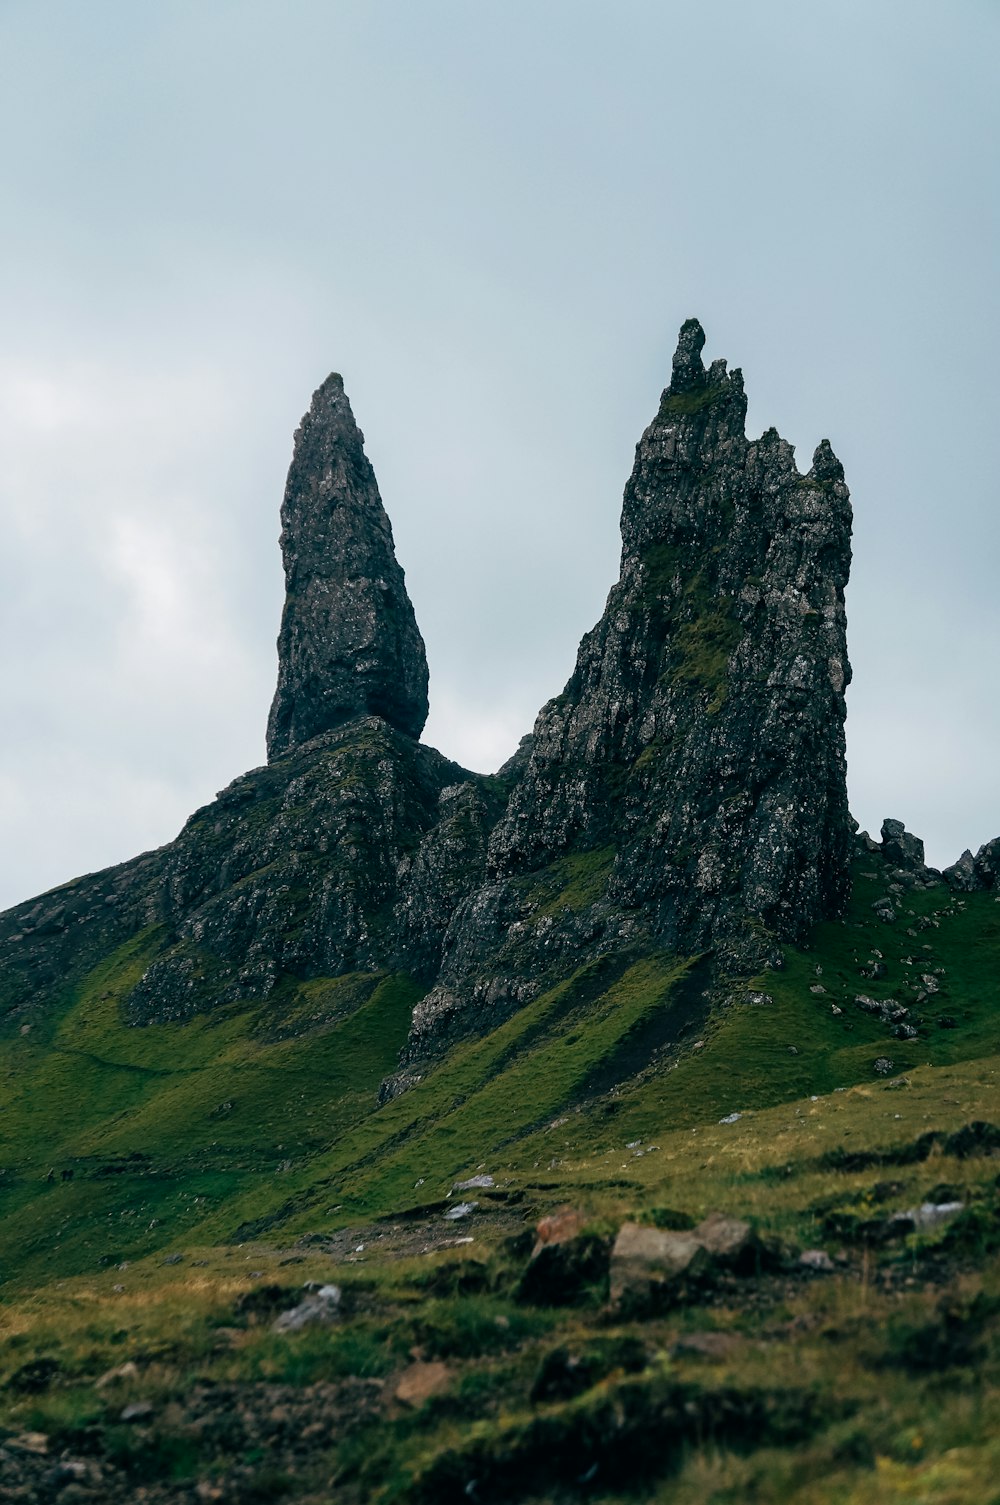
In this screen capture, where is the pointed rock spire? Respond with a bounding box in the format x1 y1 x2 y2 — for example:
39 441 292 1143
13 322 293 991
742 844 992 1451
440 318 854 988
266 374 429 760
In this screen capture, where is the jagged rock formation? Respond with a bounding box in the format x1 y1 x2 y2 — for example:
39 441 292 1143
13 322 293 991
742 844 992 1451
404 319 854 1057
854 818 1000 898
944 837 1000 893
4 321 994 1089
266 374 429 757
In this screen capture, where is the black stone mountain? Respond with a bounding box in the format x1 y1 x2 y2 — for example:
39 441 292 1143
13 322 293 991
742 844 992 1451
2 321 996 1086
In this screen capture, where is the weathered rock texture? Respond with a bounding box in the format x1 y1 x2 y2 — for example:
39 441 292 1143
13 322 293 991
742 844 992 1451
266 374 429 757
404 319 855 1055
17 325 990 1091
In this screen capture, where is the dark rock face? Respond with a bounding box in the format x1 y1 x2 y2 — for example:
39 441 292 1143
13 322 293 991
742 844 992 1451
943 849 979 892
943 837 1000 893
404 320 854 1051
266 374 429 758
501 319 853 954
0 326 865 1075
125 721 476 1022
881 819 926 872
975 837 1000 889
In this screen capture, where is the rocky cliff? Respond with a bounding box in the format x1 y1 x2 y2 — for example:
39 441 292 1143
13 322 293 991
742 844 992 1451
266 373 429 756
3 321 994 1090
403 320 854 1060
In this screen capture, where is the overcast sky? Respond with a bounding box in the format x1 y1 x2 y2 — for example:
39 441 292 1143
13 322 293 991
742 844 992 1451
1 0 998 911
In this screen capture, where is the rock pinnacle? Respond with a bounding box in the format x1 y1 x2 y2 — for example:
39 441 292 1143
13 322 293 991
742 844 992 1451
266 374 429 759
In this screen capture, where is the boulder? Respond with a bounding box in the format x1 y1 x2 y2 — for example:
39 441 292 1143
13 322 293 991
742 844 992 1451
880 819 925 871
517 1209 610 1306
609 1221 708 1307
692 1211 758 1271
395 1360 452 1407
272 1283 341 1333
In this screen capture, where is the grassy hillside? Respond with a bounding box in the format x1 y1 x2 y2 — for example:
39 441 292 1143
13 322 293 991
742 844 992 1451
0 855 998 1500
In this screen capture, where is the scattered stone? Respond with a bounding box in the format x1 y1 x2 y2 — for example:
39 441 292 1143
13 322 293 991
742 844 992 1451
799 1249 835 1272
532 1207 588 1253
7 1433 49 1455
272 1283 341 1333
395 1360 452 1407
120 1402 153 1422
894 1201 965 1234
920 974 940 994
95 1361 139 1390
443 1202 478 1221
873 1057 895 1076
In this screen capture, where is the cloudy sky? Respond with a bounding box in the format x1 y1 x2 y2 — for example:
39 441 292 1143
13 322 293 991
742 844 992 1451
1 1 998 911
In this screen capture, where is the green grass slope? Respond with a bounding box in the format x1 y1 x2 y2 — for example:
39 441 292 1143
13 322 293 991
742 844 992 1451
0 854 998 1501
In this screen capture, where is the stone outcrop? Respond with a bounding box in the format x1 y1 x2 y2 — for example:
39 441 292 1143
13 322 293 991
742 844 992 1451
944 837 1000 893
404 319 854 1053
499 318 853 953
8 324 951 1088
266 374 429 757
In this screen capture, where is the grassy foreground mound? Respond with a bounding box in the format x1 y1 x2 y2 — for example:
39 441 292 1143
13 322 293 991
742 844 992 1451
0 857 998 1501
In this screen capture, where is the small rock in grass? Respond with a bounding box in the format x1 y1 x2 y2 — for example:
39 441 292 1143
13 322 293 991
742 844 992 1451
799 1249 835 1272
718 1112 742 1124
453 1174 494 1191
162 1253 183 1266
395 1360 452 1407
903 1201 965 1233
120 1401 153 1422
532 1207 588 1252
873 1057 895 1076
95 1361 139 1389
443 1201 478 1221
8 1433 49 1455
272 1283 341 1332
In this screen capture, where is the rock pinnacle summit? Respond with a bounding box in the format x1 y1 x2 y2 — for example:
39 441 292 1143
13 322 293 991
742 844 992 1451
266 373 429 758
